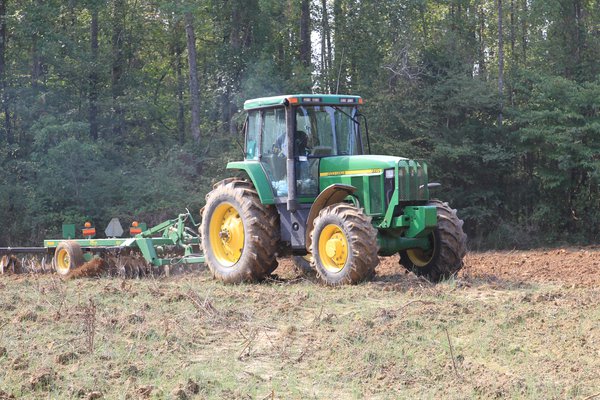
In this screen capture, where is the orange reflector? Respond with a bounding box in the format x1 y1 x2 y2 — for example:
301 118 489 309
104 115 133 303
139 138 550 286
82 228 96 236
130 228 142 235
358 98 364 105
288 97 298 104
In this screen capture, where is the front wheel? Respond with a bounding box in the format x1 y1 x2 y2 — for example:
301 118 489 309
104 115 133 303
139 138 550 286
399 199 467 282
310 204 379 285
200 179 279 284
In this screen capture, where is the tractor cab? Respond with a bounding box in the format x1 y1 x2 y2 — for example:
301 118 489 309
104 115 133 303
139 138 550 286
243 95 365 202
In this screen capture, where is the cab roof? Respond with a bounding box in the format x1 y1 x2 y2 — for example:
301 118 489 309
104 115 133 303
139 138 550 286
243 94 363 110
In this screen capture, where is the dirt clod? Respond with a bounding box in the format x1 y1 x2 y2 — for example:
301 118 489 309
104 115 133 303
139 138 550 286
0 389 15 399
29 368 55 390
136 385 154 398
17 310 38 322
170 388 188 400
85 391 102 400
124 364 139 376
67 258 107 279
185 379 200 394
11 356 28 370
127 314 144 324
56 352 79 365
0 347 7 357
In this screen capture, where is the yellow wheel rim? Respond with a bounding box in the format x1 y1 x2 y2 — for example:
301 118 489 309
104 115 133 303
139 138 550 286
209 202 245 267
318 224 348 273
55 248 71 275
406 234 435 267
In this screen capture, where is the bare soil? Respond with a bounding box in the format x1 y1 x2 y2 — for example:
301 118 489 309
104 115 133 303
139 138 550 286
460 246 600 287
278 246 600 288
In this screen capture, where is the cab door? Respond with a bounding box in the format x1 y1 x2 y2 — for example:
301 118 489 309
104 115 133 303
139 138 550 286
258 107 288 197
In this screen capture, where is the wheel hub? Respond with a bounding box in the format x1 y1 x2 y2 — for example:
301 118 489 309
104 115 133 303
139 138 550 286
325 234 346 263
56 249 71 274
406 233 436 268
209 203 245 267
318 224 348 272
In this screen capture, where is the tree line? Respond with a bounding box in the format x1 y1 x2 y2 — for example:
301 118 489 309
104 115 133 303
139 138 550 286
0 0 598 248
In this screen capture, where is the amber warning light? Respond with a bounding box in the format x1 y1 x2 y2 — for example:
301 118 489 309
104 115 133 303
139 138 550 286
130 221 142 236
82 222 96 238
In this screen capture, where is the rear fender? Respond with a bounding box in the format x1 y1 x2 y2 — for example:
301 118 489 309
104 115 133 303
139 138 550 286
226 161 274 204
305 184 356 250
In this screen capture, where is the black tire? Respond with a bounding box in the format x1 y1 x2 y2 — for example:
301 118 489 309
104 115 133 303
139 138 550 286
292 255 314 275
53 241 85 276
399 199 467 282
310 203 379 285
200 179 279 283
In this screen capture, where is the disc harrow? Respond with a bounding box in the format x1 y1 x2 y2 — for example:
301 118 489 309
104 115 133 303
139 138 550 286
0 211 205 279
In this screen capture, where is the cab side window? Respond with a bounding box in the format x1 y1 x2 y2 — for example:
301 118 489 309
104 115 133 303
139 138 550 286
245 111 259 160
260 108 288 196
262 108 286 155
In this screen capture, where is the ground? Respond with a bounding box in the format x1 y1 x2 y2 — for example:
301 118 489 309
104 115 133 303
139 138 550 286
0 248 599 399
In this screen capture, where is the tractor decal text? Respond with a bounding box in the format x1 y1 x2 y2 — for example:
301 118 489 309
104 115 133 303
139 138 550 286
320 168 383 177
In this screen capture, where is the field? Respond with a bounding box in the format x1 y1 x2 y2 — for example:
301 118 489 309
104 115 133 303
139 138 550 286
0 248 599 399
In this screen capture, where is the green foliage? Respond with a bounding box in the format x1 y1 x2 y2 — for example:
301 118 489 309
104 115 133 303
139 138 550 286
0 0 599 248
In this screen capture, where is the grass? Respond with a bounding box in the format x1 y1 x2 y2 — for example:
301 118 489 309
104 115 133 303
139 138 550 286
0 266 598 399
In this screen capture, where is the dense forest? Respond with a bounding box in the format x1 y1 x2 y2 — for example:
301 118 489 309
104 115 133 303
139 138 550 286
0 0 599 248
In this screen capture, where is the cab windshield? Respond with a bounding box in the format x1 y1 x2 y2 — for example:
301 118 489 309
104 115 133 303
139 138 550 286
295 105 362 156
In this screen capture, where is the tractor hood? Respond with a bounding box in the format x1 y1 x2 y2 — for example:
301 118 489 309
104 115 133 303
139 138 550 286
319 155 408 176
319 155 429 203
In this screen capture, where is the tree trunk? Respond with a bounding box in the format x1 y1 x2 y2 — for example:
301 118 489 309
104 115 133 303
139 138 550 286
478 2 486 77
321 0 331 92
0 0 10 144
326 12 333 90
31 0 43 88
111 0 125 137
89 6 99 140
299 0 311 68
497 0 504 125
510 0 516 62
31 38 42 88
521 0 527 62
185 12 201 143
173 21 186 145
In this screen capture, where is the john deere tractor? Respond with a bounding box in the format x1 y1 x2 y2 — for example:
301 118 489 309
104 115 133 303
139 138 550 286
200 94 467 285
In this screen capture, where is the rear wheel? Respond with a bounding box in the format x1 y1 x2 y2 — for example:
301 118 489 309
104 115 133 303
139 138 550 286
200 179 279 283
310 204 379 285
400 199 467 281
53 241 85 276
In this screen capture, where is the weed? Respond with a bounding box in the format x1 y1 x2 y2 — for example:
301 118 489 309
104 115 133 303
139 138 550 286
82 298 97 354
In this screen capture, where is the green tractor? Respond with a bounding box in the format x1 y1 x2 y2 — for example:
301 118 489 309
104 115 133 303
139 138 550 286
200 94 467 285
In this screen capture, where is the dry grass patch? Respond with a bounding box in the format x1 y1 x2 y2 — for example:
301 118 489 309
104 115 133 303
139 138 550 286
0 253 597 399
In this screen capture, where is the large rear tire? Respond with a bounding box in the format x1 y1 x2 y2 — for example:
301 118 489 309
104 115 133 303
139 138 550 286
200 179 279 283
53 241 85 276
399 199 467 282
310 204 379 285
